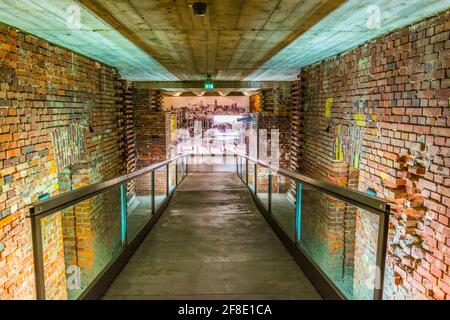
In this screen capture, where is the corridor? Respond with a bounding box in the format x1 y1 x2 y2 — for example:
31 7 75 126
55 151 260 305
103 172 320 300
2 0 449 302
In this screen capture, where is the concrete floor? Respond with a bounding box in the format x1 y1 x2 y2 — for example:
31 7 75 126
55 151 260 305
103 172 321 300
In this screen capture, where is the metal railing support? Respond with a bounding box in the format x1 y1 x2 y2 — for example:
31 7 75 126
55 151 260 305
151 171 155 214
254 163 258 194
120 184 127 246
373 209 390 300
166 163 170 196
295 182 302 243
28 153 187 300
175 160 179 185
245 158 249 185
31 216 46 300
236 152 391 301
268 169 272 213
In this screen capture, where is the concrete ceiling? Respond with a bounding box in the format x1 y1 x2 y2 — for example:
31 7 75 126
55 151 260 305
248 0 450 80
77 0 344 81
0 0 177 80
0 1 448 82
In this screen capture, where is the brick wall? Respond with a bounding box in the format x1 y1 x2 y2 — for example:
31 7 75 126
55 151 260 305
134 89 171 196
255 86 293 195
296 10 450 299
0 22 127 299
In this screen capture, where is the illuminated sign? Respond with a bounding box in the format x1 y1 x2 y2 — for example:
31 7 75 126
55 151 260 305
204 75 214 90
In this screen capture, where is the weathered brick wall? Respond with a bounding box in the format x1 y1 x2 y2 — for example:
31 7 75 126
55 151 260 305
134 88 163 112
260 86 292 116
0 22 127 299
254 86 293 193
296 10 450 299
290 80 301 173
134 90 170 196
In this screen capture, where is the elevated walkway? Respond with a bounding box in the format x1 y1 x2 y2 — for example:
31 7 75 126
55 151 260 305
103 172 320 299
28 154 391 300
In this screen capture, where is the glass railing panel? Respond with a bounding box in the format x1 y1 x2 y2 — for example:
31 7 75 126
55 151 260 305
176 157 182 184
154 165 168 210
256 164 269 210
126 172 153 241
247 160 255 192
39 186 123 300
242 158 247 184
297 184 379 300
237 156 243 178
169 161 177 192
270 172 296 240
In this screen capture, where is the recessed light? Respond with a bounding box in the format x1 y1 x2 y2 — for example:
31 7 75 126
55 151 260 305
192 2 207 16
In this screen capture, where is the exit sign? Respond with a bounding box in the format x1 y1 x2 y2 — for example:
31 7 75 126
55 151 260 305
204 76 214 90
204 81 214 90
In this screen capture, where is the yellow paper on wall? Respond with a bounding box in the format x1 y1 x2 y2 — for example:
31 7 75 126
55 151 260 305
171 115 177 140
335 137 339 160
335 124 344 161
354 114 366 126
325 97 333 118
354 152 359 169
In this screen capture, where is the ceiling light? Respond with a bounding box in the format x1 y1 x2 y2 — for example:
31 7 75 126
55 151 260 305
192 2 207 16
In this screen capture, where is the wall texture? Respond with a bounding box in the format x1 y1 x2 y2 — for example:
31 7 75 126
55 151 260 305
295 10 450 299
0 21 127 299
133 89 171 195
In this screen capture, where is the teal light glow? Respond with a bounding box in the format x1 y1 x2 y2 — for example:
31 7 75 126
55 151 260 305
247 0 450 80
204 82 214 90
120 184 127 244
296 182 302 242
0 0 177 81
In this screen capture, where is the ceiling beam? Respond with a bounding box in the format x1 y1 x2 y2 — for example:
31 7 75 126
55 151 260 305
241 0 346 79
134 81 292 89
76 0 178 79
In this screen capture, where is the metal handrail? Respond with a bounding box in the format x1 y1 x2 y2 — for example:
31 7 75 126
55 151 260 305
236 153 391 300
237 153 391 216
29 153 188 300
29 153 186 218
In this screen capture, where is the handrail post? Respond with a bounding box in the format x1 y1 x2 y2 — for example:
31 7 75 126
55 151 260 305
31 215 46 300
295 182 303 244
238 155 241 178
120 183 127 246
175 159 179 185
181 156 184 178
151 171 155 214
245 158 249 185
166 163 170 196
268 169 272 213
254 162 258 194
373 209 390 300
186 155 189 174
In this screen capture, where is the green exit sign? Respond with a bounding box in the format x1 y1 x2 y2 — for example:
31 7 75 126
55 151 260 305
204 76 214 90
204 81 214 90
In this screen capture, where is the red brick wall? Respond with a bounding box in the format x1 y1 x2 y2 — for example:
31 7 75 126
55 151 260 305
0 22 127 299
134 89 171 195
256 86 293 194
296 10 450 299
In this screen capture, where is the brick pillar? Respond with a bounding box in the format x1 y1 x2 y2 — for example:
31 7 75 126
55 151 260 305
257 85 293 198
134 89 171 196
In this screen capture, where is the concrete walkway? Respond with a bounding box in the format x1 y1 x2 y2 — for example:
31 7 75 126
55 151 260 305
103 172 321 300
